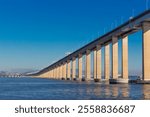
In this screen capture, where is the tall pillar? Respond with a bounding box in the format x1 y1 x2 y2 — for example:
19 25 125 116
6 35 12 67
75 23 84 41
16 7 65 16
58 66 60 79
112 36 118 79
57 66 59 78
78 54 82 80
56 66 58 79
52 68 54 78
63 62 67 79
94 45 101 81
54 67 56 79
60 65 62 79
53 68 55 79
55 67 57 79
142 22 150 81
57 66 59 79
105 44 110 80
122 36 128 79
67 60 71 79
72 57 76 79
85 50 91 80
50 70 52 78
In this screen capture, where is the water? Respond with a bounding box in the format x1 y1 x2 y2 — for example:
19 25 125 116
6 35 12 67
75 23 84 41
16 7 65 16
0 77 150 100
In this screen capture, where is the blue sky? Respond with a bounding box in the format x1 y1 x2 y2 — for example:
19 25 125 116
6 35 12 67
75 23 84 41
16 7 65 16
0 0 148 75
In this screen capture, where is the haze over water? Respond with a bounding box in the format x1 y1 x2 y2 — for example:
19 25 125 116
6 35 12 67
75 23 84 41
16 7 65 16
0 77 149 100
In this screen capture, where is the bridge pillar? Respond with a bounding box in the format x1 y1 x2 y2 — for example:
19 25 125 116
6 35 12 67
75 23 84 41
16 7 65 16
57 66 59 79
142 22 150 81
72 57 76 80
54 68 56 78
112 36 118 79
52 69 54 78
94 45 101 82
56 66 58 79
49 70 52 78
105 44 110 80
85 50 91 80
122 36 128 79
58 66 60 79
59 65 62 79
78 54 82 80
54 68 56 79
67 60 71 80
63 62 67 80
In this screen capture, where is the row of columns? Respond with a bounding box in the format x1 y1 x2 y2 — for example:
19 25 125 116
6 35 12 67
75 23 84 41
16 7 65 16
47 36 128 81
43 22 150 81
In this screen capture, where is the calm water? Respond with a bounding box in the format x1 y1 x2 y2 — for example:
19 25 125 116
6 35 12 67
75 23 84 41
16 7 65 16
0 77 150 100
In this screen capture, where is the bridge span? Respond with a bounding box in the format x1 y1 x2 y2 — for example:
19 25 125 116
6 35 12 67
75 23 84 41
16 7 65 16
30 10 150 84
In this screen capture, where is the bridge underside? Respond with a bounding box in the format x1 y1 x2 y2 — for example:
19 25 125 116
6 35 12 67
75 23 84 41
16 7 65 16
30 10 150 84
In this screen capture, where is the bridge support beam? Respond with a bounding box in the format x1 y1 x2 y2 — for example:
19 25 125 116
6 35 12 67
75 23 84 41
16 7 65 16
94 45 101 82
60 65 62 79
49 70 52 78
85 50 91 81
67 60 71 80
56 66 59 79
142 22 150 81
105 44 110 80
62 63 67 80
112 37 118 79
72 57 76 80
52 69 54 78
58 66 61 79
122 36 128 80
54 67 56 79
57 66 59 79
78 54 82 80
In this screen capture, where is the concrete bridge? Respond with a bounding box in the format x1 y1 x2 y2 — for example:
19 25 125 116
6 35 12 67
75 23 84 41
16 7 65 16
30 10 150 84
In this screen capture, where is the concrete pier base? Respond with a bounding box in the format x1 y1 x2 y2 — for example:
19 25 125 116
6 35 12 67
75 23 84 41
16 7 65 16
109 79 129 84
67 78 70 80
61 78 65 80
94 79 101 82
73 78 77 81
100 79 109 84
81 78 92 82
136 80 150 84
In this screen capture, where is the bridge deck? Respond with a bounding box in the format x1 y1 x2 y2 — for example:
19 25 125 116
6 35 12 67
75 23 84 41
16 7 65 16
36 10 150 75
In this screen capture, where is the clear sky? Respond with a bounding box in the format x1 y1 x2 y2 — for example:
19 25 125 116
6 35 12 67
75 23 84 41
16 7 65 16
0 0 148 75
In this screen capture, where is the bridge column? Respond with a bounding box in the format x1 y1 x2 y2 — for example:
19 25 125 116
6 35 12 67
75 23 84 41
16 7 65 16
85 50 91 80
51 70 53 78
52 69 54 78
122 36 128 79
67 60 71 80
105 44 110 80
55 67 58 79
57 66 59 79
94 45 101 82
72 57 76 80
142 22 150 81
54 67 56 79
53 68 55 79
78 54 82 80
112 36 118 79
62 62 67 80
59 65 62 79
56 66 58 79
49 70 52 78
58 66 61 79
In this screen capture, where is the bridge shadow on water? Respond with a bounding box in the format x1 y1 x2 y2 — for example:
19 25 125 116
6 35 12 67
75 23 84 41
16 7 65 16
0 77 150 100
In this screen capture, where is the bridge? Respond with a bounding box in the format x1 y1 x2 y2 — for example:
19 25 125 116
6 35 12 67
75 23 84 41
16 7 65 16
30 10 150 84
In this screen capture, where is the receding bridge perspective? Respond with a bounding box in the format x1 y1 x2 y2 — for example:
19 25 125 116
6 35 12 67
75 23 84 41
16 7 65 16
30 10 150 84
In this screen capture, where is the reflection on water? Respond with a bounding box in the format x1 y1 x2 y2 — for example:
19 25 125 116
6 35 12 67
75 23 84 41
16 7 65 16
0 77 150 100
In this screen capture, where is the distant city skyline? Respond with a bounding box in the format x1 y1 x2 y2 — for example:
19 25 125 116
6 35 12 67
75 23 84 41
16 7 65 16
0 0 148 75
